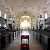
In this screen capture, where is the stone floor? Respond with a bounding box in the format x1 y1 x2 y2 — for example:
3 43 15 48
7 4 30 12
6 30 44 50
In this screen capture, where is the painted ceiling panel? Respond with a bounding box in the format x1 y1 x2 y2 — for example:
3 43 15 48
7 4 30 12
0 0 4 4
0 0 48 17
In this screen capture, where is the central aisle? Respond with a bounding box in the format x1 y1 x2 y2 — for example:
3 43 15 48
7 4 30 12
6 30 44 50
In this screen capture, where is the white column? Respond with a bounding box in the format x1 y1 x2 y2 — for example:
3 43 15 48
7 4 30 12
42 12 45 30
0 11 1 17
45 13 47 19
4 14 7 19
38 20 40 29
11 16 13 29
7 14 9 24
0 23 1 27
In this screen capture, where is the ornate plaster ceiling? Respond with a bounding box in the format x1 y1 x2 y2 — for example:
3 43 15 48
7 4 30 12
0 0 49 17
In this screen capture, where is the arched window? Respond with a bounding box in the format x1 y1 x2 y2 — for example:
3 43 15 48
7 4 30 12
45 13 47 19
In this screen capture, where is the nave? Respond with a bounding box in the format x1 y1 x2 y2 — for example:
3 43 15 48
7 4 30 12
0 0 50 50
6 30 44 50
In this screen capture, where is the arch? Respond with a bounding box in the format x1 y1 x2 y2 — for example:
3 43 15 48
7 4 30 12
16 11 36 29
16 11 34 18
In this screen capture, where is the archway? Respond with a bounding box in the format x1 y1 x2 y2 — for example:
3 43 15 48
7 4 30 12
20 16 31 30
16 11 37 30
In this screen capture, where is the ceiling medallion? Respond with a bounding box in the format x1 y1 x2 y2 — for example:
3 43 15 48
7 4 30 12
24 11 26 14
24 0 27 3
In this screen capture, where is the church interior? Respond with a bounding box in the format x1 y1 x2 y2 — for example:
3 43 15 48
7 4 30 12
0 0 50 50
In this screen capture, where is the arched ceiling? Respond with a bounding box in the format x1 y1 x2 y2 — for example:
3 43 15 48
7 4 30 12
0 0 50 17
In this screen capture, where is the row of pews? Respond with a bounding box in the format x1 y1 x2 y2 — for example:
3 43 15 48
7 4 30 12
0 28 19 50
33 30 50 50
